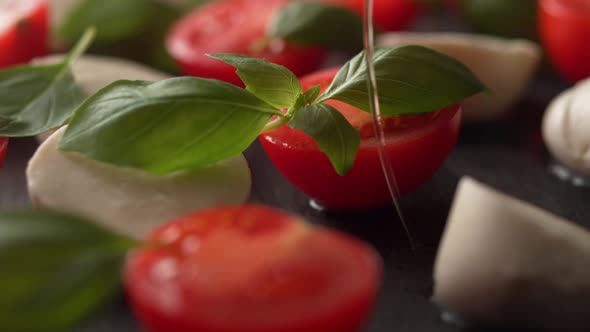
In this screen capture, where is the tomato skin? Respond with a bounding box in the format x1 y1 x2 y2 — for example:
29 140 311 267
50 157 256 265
260 68 462 211
318 0 418 31
167 0 328 86
539 0 590 82
0 0 48 68
125 205 382 332
0 138 8 170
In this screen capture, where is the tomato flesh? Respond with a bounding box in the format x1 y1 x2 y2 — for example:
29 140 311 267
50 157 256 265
0 138 8 170
539 0 590 82
260 68 462 211
167 0 328 86
0 0 48 68
125 205 382 332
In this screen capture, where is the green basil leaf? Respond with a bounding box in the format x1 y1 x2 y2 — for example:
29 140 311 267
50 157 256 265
317 46 486 116
268 2 363 50
0 28 95 137
304 85 322 104
59 0 176 44
290 104 360 175
209 53 302 109
59 77 280 175
0 210 136 332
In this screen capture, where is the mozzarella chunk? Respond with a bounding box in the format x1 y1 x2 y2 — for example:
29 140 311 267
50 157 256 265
543 78 590 177
27 127 252 239
434 177 590 329
378 32 541 122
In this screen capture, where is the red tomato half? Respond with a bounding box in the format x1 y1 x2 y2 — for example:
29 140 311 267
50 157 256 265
125 205 382 332
260 68 462 211
539 0 590 82
0 138 8 170
167 0 328 86
0 0 48 68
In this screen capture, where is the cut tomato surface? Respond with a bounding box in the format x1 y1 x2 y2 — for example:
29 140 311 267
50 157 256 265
0 0 48 68
125 205 382 332
260 67 462 210
166 0 327 86
539 0 590 82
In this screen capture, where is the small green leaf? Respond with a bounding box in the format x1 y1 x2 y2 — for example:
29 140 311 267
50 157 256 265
59 77 280 175
59 0 175 44
290 104 360 175
268 2 363 50
317 46 486 116
0 210 137 332
304 85 322 104
0 28 95 137
209 54 302 109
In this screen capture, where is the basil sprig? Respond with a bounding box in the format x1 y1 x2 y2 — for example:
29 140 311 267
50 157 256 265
0 28 95 137
58 46 483 176
0 210 137 332
268 2 363 51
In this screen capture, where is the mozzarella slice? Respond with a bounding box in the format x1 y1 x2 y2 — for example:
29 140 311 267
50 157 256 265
33 54 170 142
378 32 541 122
27 127 252 239
543 78 590 177
434 177 590 329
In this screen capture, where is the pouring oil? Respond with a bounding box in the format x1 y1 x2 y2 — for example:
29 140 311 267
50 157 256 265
363 0 415 250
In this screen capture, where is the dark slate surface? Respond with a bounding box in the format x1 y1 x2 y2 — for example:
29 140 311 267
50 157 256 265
0 12 587 332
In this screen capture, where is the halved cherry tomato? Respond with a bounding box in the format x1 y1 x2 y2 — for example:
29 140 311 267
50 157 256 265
0 0 48 68
259 68 462 211
0 138 8 170
166 0 328 86
539 0 590 82
125 205 382 332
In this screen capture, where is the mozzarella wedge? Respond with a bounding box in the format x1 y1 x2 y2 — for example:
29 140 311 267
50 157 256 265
33 54 170 142
378 32 541 122
543 78 590 177
27 127 252 239
434 177 590 329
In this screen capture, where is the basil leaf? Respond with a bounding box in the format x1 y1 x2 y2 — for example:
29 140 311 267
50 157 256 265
0 210 136 332
59 77 279 175
59 0 176 44
290 104 360 175
268 2 363 50
0 28 94 137
317 46 486 116
304 85 322 104
209 54 302 109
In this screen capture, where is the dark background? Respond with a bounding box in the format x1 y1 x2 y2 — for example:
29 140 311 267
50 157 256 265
0 12 587 332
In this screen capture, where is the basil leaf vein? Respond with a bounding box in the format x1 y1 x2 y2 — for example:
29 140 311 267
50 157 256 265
59 77 280 175
0 28 95 137
269 2 363 50
317 45 486 116
209 53 302 109
290 104 360 175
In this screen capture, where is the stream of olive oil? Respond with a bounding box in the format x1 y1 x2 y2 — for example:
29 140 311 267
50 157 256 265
363 0 415 250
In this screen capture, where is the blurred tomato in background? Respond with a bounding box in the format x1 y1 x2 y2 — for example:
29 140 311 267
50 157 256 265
539 0 590 82
0 0 48 68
